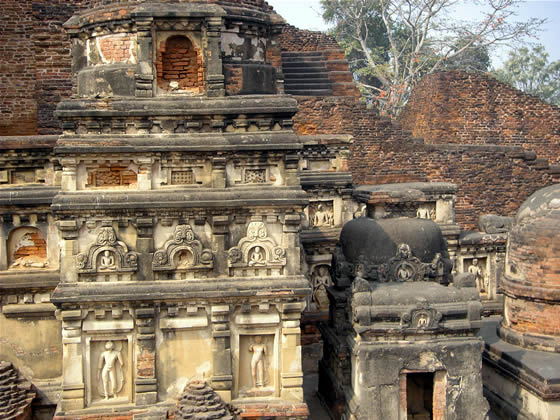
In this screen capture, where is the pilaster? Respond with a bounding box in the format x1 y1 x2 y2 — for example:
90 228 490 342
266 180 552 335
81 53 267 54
211 304 233 402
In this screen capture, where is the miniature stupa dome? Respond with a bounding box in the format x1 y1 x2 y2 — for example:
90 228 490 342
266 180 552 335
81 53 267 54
499 184 560 352
333 217 453 288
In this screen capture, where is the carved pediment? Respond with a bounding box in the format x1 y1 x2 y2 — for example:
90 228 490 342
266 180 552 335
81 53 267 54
152 224 213 271
76 227 138 274
228 222 286 268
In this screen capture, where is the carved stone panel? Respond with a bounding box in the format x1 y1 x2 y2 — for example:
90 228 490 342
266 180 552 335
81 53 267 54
465 257 489 294
88 339 130 406
309 201 335 228
238 334 275 397
228 222 286 276
416 203 436 221
76 227 138 277
311 264 332 311
152 224 213 274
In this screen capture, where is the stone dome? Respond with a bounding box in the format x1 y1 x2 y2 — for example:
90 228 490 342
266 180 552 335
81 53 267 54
81 0 275 13
499 184 560 352
332 217 453 288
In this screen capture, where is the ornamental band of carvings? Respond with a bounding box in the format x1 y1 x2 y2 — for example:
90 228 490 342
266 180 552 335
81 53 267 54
76 227 138 274
336 243 446 285
152 224 213 271
228 222 286 268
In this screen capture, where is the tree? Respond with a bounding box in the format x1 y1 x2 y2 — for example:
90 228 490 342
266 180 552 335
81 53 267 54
494 45 560 106
321 0 546 117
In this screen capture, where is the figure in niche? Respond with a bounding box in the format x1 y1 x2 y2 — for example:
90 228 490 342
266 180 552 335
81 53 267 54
397 264 413 281
97 341 124 400
176 250 194 268
312 265 332 310
468 259 486 293
10 256 49 269
248 246 266 267
99 250 116 271
9 229 48 269
249 336 267 388
313 204 333 228
416 207 430 219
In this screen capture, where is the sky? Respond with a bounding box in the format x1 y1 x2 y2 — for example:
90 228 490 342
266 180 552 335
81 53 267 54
266 0 560 68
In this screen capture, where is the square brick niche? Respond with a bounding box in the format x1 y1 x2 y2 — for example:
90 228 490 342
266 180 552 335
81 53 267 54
156 33 205 95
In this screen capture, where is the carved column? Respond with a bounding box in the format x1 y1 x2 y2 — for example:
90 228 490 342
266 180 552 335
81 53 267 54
279 302 305 401
57 220 79 283
134 306 157 405
211 156 227 189
284 153 300 187
136 217 154 281
211 304 233 402
206 16 225 97
283 214 301 276
211 215 229 276
135 17 154 98
61 158 78 192
59 309 86 411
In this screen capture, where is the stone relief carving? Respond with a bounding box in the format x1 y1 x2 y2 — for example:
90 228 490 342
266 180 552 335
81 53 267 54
310 201 335 228
467 258 488 293
416 204 436 220
249 335 267 388
97 341 124 400
152 224 213 271
311 265 332 310
76 227 138 274
228 222 286 268
401 306 442 330
378 244 444 283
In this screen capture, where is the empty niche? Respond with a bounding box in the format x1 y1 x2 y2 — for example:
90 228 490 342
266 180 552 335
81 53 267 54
8 227 48 269
157 35 204 94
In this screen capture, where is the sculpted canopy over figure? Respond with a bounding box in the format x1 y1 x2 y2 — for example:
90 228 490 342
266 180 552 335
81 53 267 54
249 336 267 388
97 341 124 400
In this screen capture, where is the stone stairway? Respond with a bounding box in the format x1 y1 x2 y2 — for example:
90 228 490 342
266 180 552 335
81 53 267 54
0 361 35 420
282 51 334 96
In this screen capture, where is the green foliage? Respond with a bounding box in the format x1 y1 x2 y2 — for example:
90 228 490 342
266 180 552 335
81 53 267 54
494 45 560 106
320 0 545 117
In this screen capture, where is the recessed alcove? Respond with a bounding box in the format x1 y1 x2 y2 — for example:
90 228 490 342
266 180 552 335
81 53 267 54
156 34 205 94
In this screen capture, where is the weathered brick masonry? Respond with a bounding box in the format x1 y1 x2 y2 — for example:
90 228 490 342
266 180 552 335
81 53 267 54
0 0 81 136
400 71 560 165
294 96 557 229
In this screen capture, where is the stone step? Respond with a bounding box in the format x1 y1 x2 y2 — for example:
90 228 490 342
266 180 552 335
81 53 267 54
282 61 328 70
282 55 325 63
285 88 334 96
283 72 330 80
281 51 323 58
285 82 333 90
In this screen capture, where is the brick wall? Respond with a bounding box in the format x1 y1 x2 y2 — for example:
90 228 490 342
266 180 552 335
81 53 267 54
400 71 560 164
0 0 37 135
156 35 205 93
278 25 340 52
294 96 557 229
98 34 136 63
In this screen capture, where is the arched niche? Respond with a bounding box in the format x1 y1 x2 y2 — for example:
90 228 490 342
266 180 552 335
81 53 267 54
156 35 204 94
7 227 48 269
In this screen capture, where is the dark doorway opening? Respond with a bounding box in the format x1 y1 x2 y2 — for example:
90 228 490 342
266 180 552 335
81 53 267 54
406 372 434 420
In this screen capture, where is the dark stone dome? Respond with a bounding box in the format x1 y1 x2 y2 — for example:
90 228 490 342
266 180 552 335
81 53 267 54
340 217 449 266
499 184 560 352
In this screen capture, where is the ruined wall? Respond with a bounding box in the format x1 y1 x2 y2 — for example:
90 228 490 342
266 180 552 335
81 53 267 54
277 24 340 52
400 71 560 164
0 1 37 135
294 96 557 229
0 1 80 136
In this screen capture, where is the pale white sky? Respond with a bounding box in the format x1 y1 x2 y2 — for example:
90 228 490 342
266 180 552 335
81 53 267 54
266 0 560 68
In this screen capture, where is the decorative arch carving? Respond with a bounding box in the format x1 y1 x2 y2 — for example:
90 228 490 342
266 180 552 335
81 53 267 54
76 227 138 274
152 224 213 271
228 222 286 268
